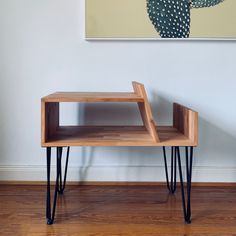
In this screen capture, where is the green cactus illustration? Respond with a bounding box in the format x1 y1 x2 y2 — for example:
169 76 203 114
191 0 224 8
147 0 225 38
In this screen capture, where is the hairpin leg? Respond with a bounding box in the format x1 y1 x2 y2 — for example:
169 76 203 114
46 147 60 225
57 147 70 194
46 146 70 225
176 146 193 224
162 146 177 194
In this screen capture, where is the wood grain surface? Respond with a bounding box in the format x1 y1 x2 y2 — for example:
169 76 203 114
41 126 195 147
41 92 143 103
0 185 236 235
173 103 198 146
132 81 160 142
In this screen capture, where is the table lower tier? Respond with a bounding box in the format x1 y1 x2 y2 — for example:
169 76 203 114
42 126 197 147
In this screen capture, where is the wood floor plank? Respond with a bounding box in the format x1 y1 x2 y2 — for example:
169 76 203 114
0 185 236 235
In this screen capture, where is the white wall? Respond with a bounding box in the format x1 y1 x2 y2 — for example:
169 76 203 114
0 0 236 182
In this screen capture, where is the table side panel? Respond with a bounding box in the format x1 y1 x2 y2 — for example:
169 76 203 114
132 82 160 142
173 103 198 146
41 101 59 143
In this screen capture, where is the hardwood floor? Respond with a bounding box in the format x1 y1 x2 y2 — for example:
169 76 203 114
0 185 236 235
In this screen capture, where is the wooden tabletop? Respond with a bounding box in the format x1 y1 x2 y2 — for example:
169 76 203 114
41 92 144 102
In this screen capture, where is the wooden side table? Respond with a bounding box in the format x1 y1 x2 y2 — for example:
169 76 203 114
41 81 198 224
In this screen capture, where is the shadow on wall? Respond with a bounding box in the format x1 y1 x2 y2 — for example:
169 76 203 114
73 95 236 182
198 118 236 165
79 147 95 182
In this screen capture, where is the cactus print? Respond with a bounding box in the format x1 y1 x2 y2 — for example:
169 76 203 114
147 0 225 38
191 0 224 8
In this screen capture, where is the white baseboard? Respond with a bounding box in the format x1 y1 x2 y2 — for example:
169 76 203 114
0 165 236 182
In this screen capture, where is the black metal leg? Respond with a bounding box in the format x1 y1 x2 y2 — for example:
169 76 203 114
176 146 193 224
162 146 177 194
58 147 63 194
57 147 70 194
46 147 60 225
46 146 70 225
46 147 51 221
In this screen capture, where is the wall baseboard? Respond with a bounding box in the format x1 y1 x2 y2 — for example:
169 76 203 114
0 165 236 183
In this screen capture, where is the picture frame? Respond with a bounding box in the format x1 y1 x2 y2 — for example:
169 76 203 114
85 0 236 40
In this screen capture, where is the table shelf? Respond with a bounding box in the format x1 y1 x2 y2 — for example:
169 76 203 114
43 126 192 147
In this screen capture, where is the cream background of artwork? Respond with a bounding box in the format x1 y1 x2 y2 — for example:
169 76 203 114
86 0 236 38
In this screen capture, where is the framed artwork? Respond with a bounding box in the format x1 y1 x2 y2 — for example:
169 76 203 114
85 0 236 40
